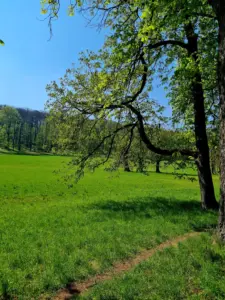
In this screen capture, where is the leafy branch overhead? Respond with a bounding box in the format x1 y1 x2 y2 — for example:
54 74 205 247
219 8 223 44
46 0 216 157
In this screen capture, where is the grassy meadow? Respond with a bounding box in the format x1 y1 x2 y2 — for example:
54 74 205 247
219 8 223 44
0 154 223 299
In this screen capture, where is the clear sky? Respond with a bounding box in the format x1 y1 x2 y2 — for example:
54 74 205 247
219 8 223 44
0 1 170 115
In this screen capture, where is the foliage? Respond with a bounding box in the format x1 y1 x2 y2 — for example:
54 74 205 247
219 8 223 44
46 48 196 179
0 106 21 149
44 0 218 176
0 106 54 152
126 127 195 174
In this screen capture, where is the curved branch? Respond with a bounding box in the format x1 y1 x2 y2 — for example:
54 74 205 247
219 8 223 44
80 122 136 164
147 40 189 51
121 40 187 107
123 124 135 156
122 52 148 105
126 104 198 158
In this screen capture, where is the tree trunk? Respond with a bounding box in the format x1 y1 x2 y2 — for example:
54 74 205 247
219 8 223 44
156 160 160 173
213 0 225 237
12 124 16 151
123 154 131 172
18 122 23 152
185 23 218 210
6 123 11 149
29 123 33 151
137 154 144 173
211 151 217 175
122 127 134 172
33 122 39 151
196 157 218 209
211 160 217 175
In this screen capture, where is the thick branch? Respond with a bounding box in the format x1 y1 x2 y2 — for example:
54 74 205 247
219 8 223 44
120 40 188 106
123 125 135 156
147 40 189 51
208 0 220 17
126 104 198 158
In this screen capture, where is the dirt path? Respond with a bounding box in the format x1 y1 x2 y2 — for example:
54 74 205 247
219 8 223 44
54 231 201 300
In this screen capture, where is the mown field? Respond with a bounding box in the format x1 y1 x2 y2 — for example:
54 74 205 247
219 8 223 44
0 155 224 299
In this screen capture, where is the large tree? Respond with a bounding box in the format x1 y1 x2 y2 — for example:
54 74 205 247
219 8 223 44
44 0 221 210
209 0 225 238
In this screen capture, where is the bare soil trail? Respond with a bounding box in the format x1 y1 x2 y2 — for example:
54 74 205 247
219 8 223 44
54 232 201 300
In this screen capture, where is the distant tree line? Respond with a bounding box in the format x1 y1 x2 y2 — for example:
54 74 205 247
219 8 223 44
0 105 220 176
0 105 54 152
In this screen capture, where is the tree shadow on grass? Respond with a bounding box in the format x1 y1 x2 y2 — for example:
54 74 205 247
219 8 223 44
133 170 199 177
0 149 49 156
88 196 217 231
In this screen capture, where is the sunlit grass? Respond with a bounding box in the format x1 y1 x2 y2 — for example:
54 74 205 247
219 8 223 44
81 233 225 300
0 155 219 299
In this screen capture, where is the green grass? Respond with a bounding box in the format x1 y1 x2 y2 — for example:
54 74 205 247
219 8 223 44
81 234 225 300
0 155 220 299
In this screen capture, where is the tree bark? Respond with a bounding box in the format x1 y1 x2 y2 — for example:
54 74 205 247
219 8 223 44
211 159 217 175
122 127 134 172
156 160 160 173
211 150 218 175
211 0 225 237
137 155 144 173
185 23 218 210
196 157 218 209
123 154 131 172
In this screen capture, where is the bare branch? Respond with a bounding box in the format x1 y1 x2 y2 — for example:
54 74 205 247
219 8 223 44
123 124 135 156
122 51 148 105
79 123 136 165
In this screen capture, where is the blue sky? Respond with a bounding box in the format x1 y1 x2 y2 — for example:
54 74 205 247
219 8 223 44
0 0 170 115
